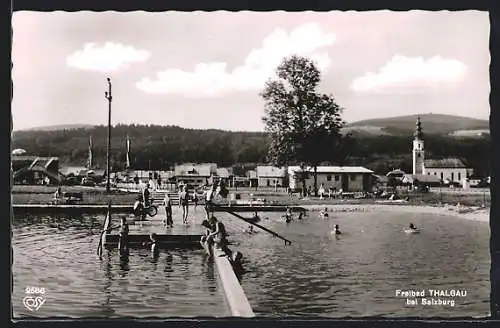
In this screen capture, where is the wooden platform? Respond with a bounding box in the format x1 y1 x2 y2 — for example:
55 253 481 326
104 234 203 249
103 207 205 250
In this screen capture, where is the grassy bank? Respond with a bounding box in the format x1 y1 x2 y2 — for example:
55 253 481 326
11 185 139 205
11 185 490 208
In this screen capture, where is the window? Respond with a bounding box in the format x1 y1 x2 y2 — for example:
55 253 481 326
440 172 444 180
434 172 437 176
335 175 339 181
417 153 421 158
451 172 454 181
458 172 461 181
327 174 332 181
267 180 270 187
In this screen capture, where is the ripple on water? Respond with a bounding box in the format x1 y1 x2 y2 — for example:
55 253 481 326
12 214 226 318
235 211 490 318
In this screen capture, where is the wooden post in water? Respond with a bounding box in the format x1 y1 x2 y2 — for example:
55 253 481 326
490 7 500 319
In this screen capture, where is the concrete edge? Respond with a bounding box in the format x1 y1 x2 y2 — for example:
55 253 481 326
213 247 255 318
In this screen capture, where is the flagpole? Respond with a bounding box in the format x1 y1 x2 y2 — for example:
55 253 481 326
105 78 112 193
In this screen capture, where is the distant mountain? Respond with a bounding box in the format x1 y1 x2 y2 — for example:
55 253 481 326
345 114 489 137
18 124 95 132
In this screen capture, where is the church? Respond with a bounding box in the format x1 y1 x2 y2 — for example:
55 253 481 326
412 116 473 184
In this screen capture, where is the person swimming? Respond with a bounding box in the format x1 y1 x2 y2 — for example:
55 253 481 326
332 224 341 235
282 207 293 223
404 223 420 234
251 211 261 223
320 207 329 218
245 225 255 234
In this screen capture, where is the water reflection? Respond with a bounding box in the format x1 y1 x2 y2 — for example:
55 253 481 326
12 213 225 318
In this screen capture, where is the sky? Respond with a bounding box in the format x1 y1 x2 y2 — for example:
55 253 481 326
12 10 490 131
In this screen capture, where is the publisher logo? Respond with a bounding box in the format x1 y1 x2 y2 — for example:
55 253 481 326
23 287 46 312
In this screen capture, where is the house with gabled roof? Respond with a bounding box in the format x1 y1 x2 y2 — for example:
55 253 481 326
287 166 375 192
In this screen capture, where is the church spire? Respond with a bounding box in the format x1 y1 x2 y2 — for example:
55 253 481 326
414 115 424 140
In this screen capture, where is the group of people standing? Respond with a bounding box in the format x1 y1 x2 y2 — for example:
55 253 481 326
163 183 220 227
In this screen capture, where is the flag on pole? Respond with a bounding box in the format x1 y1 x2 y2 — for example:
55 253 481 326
126 135 131 169
87 135 93 169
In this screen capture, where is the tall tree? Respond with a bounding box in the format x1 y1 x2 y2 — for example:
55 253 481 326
261 55 345 195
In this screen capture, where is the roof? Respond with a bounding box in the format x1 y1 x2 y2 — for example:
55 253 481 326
288 165 374 174
175 164 212 177
216 168 231 178
402 174 442 183
424 158 467 168
386 169 406 176
256 166 286 178
60 166 88 176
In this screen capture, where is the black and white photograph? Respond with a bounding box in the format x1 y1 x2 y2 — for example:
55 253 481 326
11 9 493 319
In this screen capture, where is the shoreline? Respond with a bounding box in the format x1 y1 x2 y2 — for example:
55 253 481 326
301 203 490 223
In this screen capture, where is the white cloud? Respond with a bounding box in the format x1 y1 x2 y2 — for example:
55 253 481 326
66 42 151 72
351 55 468 92
136 23 336 97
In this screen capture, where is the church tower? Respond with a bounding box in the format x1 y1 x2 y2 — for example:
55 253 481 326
412 116 425 175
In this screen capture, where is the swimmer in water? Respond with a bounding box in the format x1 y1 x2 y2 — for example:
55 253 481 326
409 223 417 230
282 208 292 223
245 225 255 234
149 233 160 256
333 224 341 235
320 207 329 218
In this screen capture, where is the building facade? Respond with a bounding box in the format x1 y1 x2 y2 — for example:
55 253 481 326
411 116 473 183
287 166 375 192
256 166 287 187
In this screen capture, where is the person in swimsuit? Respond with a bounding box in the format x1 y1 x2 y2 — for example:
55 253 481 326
204 184 218 220
118 217 129 255
178 185 189 224
333 224 341 235
207 216 229 253
149 233 159 256
164 193 173 227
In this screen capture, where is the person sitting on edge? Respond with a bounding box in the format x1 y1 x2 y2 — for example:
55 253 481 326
118 217 130 255
200 219 215 257
178 185 190 224
207 216 229 253
333 224 341 235
204 184 218 220
164 193 173 227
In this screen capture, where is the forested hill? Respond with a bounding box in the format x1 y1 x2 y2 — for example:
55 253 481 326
11 122 490 176
344 113 489 137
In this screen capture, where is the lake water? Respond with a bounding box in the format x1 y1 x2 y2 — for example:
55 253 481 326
12 213 227 319
12 206 490 318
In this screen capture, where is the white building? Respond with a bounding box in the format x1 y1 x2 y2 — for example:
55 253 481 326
411 116 473 183
287 166 374 192
256 166 286 187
